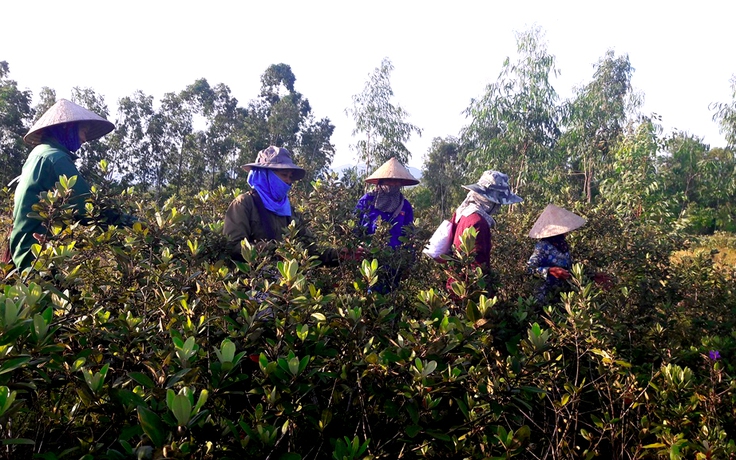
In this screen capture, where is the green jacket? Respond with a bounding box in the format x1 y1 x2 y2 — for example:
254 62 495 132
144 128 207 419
223 190 338 265
10 140 91 269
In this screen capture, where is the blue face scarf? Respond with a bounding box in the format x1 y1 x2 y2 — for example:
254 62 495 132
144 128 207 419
247 169 292 217
44 124 83 152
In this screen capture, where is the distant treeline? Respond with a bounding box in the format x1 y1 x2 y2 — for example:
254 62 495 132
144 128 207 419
1 27 735 232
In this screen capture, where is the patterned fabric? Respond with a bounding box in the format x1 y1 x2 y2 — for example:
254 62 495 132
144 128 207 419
527 238 572 302
527 239 572 278
463 170 522 205
355 193 413 249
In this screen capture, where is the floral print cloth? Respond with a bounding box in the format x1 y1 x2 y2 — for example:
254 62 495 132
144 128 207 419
527 239 572 302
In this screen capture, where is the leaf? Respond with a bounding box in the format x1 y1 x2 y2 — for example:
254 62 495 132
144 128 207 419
642 443 667 448
137 406 166 447
287 356 300 376
466 301 480 322
170 393 192 426
0 356 31 375
426 430 452 442
296 324 309 341
1 438 35 445
405 425 421 438
128 372 155 389
193 389 208 414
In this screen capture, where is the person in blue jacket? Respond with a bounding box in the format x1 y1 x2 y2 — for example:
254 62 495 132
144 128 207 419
355 157 419 293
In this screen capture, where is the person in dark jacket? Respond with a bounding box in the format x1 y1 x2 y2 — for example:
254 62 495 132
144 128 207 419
355 157 418 293
223 146 338 265
10 99 117 270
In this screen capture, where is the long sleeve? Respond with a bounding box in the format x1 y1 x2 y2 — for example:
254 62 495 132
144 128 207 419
453 213 491 267
527 241 571 279
527 242 550 278
224 193 254 259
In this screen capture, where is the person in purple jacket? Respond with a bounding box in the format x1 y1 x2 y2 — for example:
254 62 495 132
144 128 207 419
355 157 419 293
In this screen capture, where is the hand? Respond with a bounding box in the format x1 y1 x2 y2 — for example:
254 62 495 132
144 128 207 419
339 246 366 261
548 267 571 280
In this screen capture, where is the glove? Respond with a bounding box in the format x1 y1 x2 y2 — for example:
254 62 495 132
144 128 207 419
548 267 571 280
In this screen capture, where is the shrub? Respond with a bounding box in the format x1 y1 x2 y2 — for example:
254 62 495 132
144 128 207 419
1 175 735 459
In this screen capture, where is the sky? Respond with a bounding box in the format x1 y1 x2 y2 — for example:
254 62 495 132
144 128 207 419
2 1 734 169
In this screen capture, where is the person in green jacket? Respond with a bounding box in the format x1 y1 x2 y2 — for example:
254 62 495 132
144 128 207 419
223 146 338 265
10 99 116 269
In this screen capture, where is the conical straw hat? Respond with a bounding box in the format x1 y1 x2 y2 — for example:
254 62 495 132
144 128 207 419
365 157 419 185
24 99 115 146
528 204 587 238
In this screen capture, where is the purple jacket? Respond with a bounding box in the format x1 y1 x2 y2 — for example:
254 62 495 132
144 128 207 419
355 193 414 248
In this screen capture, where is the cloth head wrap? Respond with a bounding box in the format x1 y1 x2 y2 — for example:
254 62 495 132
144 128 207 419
44 124 83 152
455 191 501 228
373 184 403 213
247 169 292 216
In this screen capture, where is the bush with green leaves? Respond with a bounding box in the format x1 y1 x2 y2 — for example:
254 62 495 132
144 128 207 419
0 172 735 460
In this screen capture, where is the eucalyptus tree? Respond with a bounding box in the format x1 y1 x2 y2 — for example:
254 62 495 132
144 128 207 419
346 57 422 169
711 75 736 149
658 132 709 212
157 92 193 194
180 78 246 190
298 116 335 183
659 133 736 230
702 147 736 231
32 87 57 124
108 90 193 197
561 51 639 202
461 27 561 204
241 64 335 185
0 61 33 186
421 137 464 218
107 91 159 190
599 118 669 222
71 87 114 178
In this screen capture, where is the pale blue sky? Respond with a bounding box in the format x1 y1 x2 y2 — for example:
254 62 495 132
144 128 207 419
3 0 734 168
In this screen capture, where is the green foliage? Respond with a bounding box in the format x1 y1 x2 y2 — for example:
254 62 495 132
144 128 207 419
1 170 735 460
2 38 736 460
243 64 336 187
461 27 561 202
560 50 639 203
0 61 33 187
711 74 736 149
420 137 465 222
